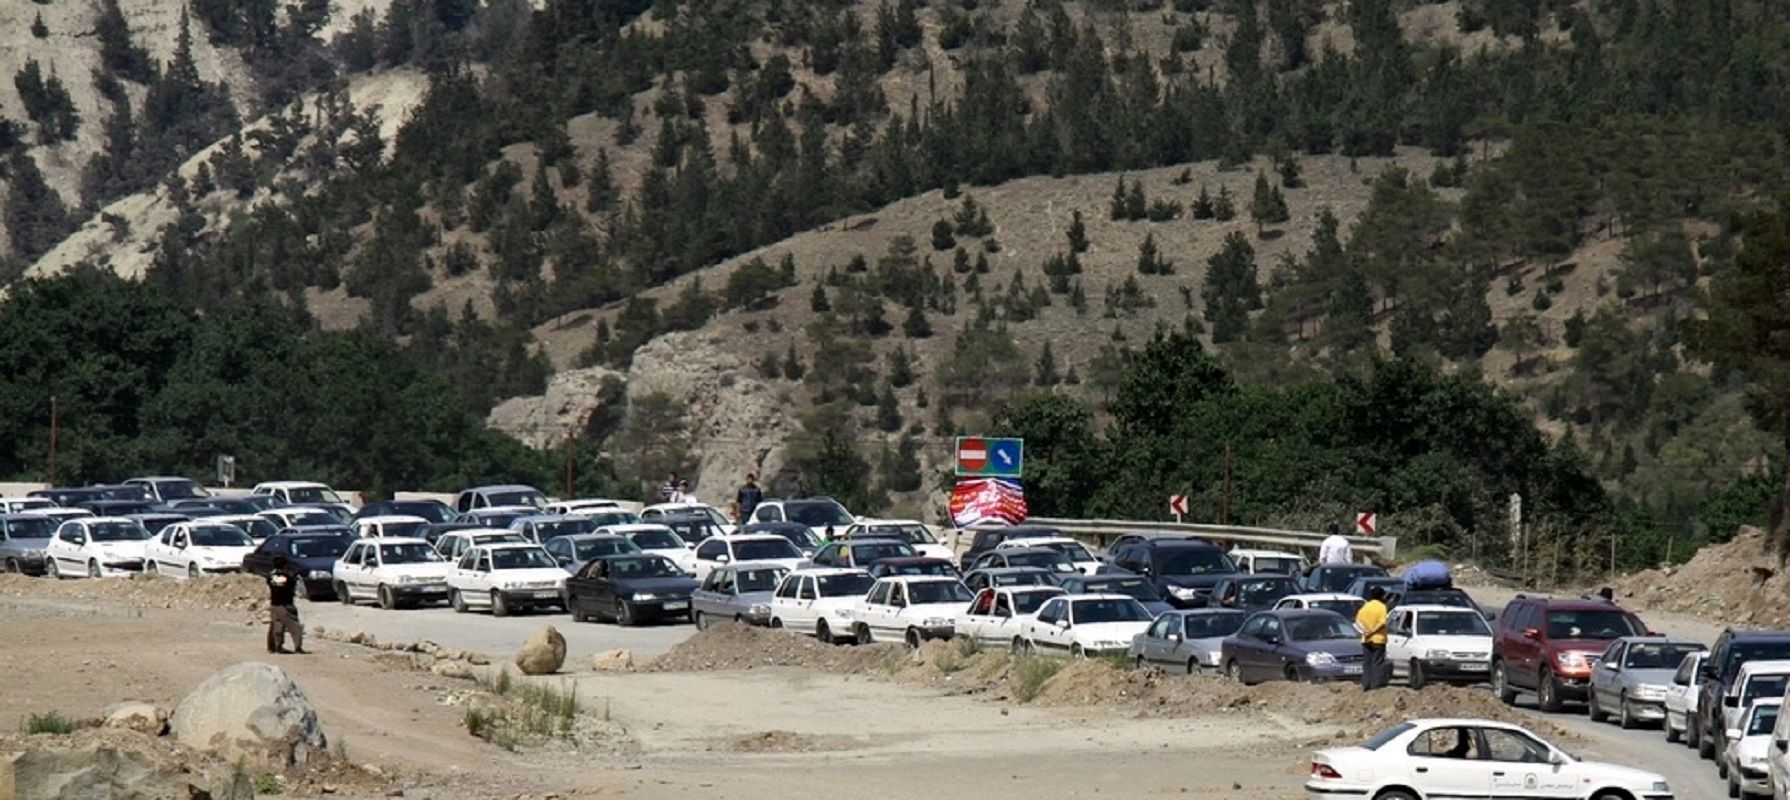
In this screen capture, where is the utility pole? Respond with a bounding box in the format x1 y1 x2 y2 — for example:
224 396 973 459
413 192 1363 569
48 394 58 487
1220 443 1233 525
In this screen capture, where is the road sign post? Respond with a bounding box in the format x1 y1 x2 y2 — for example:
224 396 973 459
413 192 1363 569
955 437 1023 478
1169 493 1188 522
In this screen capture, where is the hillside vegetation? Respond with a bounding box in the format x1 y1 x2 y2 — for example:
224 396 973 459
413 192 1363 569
4 0 1790 575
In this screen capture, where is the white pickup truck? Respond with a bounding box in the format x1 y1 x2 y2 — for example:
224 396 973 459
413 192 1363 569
954 585 1067 649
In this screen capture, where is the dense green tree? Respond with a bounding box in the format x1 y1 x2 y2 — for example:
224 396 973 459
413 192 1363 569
1202 232 1261 343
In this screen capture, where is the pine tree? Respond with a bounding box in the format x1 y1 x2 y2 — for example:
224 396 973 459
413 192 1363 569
931 219 956 251
758 351 783 379
1201 231 1260 343
1066 210 1089 253
95 0 152 82
782 344 806 380
4 152 74 272
1109 176 1128 220
1034 341 1061 386
902 305 932 338
1192 185 1216 219
1137 232 1173 275
1214 186 1237 221
810 282 831 313
888 346 915 387
1250 171 1290 236
585 148 615 213
1125 180 1147 221
876 383 902 432
31 12 47 38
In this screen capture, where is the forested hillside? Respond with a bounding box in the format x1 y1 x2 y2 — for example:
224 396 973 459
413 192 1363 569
4 0 1789 575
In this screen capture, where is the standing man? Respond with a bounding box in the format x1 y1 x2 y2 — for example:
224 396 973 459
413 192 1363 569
735 473 763 523
1318 522 1353 565
657 473 678 503
266 557 305 655
673 479 695 504
1356 586 1389 691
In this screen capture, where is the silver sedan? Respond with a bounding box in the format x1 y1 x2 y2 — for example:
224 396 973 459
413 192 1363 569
1129 608 1251 674
691 562 789 629
1587 636 1706 729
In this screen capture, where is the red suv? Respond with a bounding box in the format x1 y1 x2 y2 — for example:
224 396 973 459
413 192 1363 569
1491 595 1648 711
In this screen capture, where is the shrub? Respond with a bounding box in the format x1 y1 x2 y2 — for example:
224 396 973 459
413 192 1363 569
1010 656 1063 702
24 712 74 734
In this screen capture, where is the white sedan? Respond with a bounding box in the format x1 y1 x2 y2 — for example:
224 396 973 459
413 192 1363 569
446 543 567 616
333 537 453 609
1306 718 1673 800
143 521 256 578
1664 650 1707 744
844 519 954 561
841 576 974 647
688 535 808 581
42 517 151 578
769 568 876 643
1018 594 1155 658
995 537 1102 574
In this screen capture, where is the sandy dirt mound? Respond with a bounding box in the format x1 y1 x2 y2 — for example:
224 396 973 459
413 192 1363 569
0 573 267 612
648 624 904 672
716 729 857 753
1615 526 1790 627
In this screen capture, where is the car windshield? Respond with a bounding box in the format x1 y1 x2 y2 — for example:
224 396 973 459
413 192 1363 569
1745 675 1790 703
907 581 973 605
205 499 261 515
1072 598 1152 623
487 490 546 508
288 536 354 559
573 538 639 560
734 539 802 561
492 548 557 570
1081 578 1162 603
1036 542 1094 561
102 485 153 501
627 529 685 550
288 487 345 504
667 520 722 544
1006 551 1073 571
1545 610 1641 640
883 562 954 577
818 573 876 597
1011 591 1058 615
1237 579 1296 605
993 571 1052 587
190 526 251 547
89 521 148 541
1750 706 1781 736
785 501 853 528
764 527 822 549
1312 599 1365 616
585 511 641 526
1184 612 1249 638
608 557 682 579
1404 592 1476 610
6 517 56 539
534 520 597 541
1624 643 1702 670
229 518 281 540
1252 556 1302 574
1415 612 1492 636
1315 567 1386 592
1159 548 1237 576
854 542 916 562
1288 615 1358 641
379 543 441 564
383 521 425 539
476 533 527 545
156 480 206 500
862 524 938 544
735 568 787 592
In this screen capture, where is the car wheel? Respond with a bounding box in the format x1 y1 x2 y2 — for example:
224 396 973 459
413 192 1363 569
299 576 320 603
1720 756 1731 781
1618 694 1636 729
906 628 924 650
1666 714 1682 743
1010 637 1024 654
1728 771 1740 799
1492 660 1517 705
1186 657 1199 676
1537 668 1563 712
770 617 784 630
1373 790 1419 800
451 590 467 613
694 611 708 631
45 559 60 580
3 558 16 573
615 599 636 627
855 624 873 646
1701 720 1718 759
570 598 589 623
1408 659 1427 690
335 581 352 605
1133 654 1146 670
87 560 101 579
1283 664 1301 682
816 620 832 644
1688 712 1703 750
1587 689 1608 722
378 585 396 610
187 563 199 579
1226 659 1247 685
491 591 510 617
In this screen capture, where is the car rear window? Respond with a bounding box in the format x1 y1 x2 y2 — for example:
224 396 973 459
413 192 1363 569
1362 723 1416 751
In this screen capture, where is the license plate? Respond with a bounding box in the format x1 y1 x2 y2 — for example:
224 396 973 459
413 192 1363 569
1462 662 1490 671
1342 665 1362 675
531 590 558 599
662 601 689 610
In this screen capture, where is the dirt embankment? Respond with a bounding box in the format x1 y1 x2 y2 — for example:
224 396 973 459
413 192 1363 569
1615 526 1790 628
0 572 268 613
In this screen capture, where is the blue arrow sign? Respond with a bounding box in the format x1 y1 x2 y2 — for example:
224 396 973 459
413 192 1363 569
986 439 1023 478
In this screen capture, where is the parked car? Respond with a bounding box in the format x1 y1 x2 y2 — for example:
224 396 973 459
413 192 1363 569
746 498 856 533
1298 563 1389 594
77 499 154 517
1342 575 1406 600
258 507 338 530
564 554 697 626
689 534 807 581
542 498 622 516
143 520 255 577
1057 573 1172 617
1228 548 1307 575
1491 594 1648 712
452 484 547 513
251 481 351 511
446 543 567 616
0 513 58 575
691 562 789 629
1220 609 1365 684
1100 532 1207 554
29 508 94 523
841 576 973 647
541 533 640 570
641 503 735 534
866 556 958 579
1385 586 1488 617
656 512 729 544
994 537 1101 574
1587 637 1706 728
1210 574 1299 611
1664 650 1709 744
168 497 266 516
42 517 151 578
1272 593 1364 617
1727 698 1781 800
1306 719 1673 800
453 506 537 529
769 568 877 643
1696 630 1790 760
0 497 56 515
29 487 108 507
212 514 282 541
1384 604 1495 689
354 499 455 523
1018 594 1155 659
966 546 1077 576
571 509 642 528
1129 608 1250 673
603 524 690 562
739 521 824 557
1106 540 1239 608
416 521 482 546
809 537 918 570
241 529 357 601
962 566 1058 592
957 525 1065 570
352 515 429 540
1715 660 1790 773
435 529 528 562
510 514 600 545
332 537 452 609
124 476 209 505
841 519 953 561
954 585 1067 649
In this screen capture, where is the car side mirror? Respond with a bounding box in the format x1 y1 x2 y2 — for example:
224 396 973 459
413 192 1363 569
1601 661 1618 671
1776 739 1788 753
1264 633 1282 645
1547 750 1565 766
1724 695 1740 708
1054 619 1070 629
1168 633 1182 643
715 555 730 564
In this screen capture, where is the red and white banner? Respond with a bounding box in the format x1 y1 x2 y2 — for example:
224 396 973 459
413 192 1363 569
950 478 1027 527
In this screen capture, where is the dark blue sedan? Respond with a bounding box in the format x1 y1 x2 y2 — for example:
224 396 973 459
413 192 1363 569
1220 609 1366 684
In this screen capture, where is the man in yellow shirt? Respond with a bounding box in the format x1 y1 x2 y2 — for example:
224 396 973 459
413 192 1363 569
1355 586 1389 691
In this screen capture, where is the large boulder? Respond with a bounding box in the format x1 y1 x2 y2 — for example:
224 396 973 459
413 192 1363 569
513 626 567 675
170 662 327 767
2 739 253 800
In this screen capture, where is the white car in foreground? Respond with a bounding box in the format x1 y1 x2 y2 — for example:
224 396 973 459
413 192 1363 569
841 576 974 647
143 521 256 577
1306 718 1673 800
1018 594 1155 658
688 534 807 581
333 537 453 609
996 537 1102 574
446 543 567 616
43 517 151 578
1726 698 1779 800
770 568 877 643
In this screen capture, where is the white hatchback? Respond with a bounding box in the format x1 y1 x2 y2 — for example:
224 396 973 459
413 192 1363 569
42 517 150 578
769 568 876 643
333 537 452 609
446 543 567 616
143 521 255 578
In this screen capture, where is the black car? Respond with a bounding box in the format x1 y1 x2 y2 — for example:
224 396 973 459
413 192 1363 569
1300 563 1389 594
1106 540 1239 608
355 499 456 524
1341 576 1406 600
740 521 823 557
241 529 358 601
957 525 1066 570
1695 630 1790 759
1210 574 1299 611
77 499 155 516
565 554 699 626
29 487 106 507
866 556 959 579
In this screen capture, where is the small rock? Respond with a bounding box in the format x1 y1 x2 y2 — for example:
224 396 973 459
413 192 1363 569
514 627 567 676
102 702 169 736
591 649 634 671
466 653 490 666
430 661 475 680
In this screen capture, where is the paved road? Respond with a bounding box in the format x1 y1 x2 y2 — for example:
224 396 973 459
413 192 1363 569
299 597 696 658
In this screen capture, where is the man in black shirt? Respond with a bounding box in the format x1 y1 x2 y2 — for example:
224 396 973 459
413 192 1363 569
266 557 305 654
735 474 763 522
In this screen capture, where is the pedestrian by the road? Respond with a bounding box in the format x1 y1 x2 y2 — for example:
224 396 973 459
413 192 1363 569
673 479 695 504
658 473 678 503
266 557 305 655
735 473 764 522
1356 586 1389 691
1597 586 1616 604
1318 522 1352 565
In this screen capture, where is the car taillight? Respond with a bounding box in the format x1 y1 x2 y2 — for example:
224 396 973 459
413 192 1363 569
1310 762 1341 780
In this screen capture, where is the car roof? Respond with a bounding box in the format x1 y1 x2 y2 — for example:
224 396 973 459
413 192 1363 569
558 533 627 541
602 524 676 534
1265 608 1346 619
71 516 139 524
1399 604 1486 614
1139 539 1222 550
718 534 786 543
997 536 1079 546
658 512 720 523
877 575 962 584
1317 563 1383 571
367 537 429 546
1722 630 1790 641
971 566 1051 575
745 521 812 531
842 535 908 545
358 515 428 524
128 476 195 482
1609 634 1699 644
853 518 924 526
257 481 330 489
1002 585 1067 595
465 484 540 493
1231 548 1301 558
1166 607 1250 616
869 556 949 566
1062 593 1136 603
1736 660 1790 675
515 514 585 524
466 505 537 514
470 542 544 552
793 567 872 577
1284 593 1359 601
993 546 1061 557
714 561 791 573
274 528 353 538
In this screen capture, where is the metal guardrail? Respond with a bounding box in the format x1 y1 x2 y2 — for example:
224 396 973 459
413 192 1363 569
1020 517 1398 561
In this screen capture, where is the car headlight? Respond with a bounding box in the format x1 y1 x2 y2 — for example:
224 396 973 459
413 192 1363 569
307 570 331 579
1306 652 1338 666
1745 753 1768 767
1651 782 1670 793
1426 649 1453 660
922 617 950 628
396 575 418 585
1634 684 1668 700
632 593 658 601
1094 641 1124 649
749 603 770 616
1555 651 1587 669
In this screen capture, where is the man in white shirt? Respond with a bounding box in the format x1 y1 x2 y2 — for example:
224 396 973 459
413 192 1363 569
1318 522 1352 565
